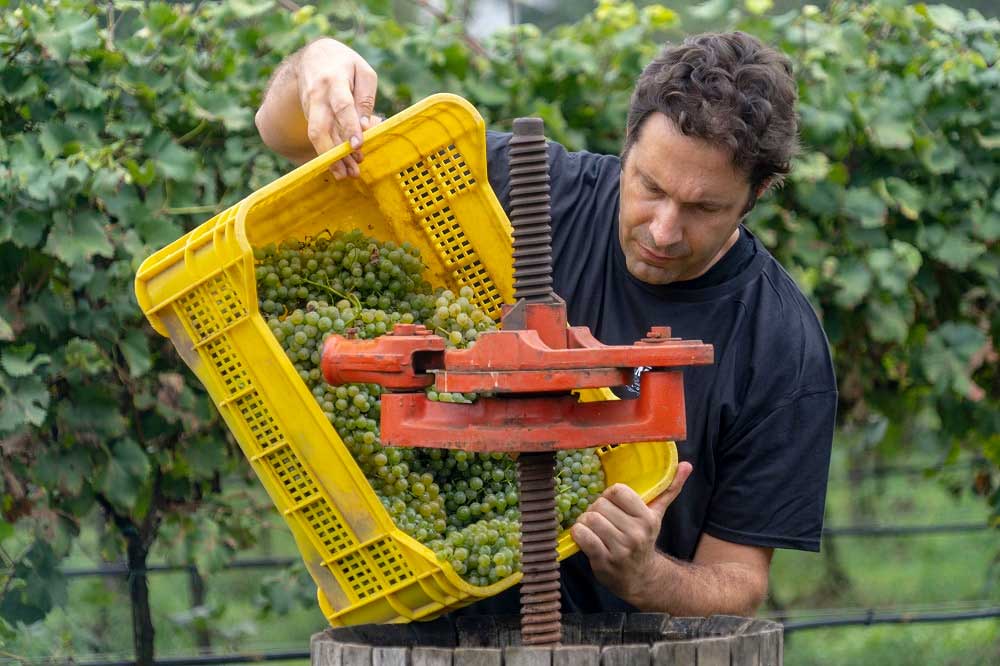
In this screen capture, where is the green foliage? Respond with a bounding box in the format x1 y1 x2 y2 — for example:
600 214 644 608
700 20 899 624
746 1 1000 487
1 0 997 654
0 0 299 635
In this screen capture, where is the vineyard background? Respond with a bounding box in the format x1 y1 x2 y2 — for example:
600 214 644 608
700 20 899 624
1 0 997 664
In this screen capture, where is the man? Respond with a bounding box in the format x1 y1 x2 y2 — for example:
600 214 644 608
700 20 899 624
256 31 837 617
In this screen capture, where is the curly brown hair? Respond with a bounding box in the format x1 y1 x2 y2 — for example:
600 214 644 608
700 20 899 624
623 32 799 193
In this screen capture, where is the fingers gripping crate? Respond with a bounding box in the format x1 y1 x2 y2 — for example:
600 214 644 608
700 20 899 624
135 94 678 626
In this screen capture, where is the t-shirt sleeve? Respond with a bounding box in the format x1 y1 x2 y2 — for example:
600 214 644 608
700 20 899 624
485 130 620 233
702 389 837 552
485 130 512 210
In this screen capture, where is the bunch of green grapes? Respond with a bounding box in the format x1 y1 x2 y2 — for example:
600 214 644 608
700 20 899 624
255 229 607 586
254 230 436 319
426 516 521 586
267 301 411 384
426 286 495 347
555 449 607 528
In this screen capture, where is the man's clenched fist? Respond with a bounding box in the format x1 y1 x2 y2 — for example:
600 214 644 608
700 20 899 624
571 461 692 604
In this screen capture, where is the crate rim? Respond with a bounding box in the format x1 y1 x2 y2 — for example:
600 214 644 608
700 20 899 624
134 93 486 338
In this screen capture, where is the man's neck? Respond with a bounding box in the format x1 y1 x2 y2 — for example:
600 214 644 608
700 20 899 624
689 226 742 281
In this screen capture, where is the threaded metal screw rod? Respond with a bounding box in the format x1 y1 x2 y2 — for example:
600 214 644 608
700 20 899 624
508 117 562 647
517 451 562 646
509 118 554 304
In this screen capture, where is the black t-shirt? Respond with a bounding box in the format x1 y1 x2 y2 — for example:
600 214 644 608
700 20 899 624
454 131 837 615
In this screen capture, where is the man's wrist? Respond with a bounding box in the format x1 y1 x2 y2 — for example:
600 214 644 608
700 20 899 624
622 550 677 611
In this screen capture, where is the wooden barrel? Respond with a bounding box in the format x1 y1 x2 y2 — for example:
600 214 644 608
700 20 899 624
311 613 783 665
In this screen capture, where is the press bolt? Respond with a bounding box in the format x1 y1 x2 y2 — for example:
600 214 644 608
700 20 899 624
640 326 673 343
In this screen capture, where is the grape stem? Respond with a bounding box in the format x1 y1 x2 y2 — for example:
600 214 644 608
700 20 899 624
301 277 362 311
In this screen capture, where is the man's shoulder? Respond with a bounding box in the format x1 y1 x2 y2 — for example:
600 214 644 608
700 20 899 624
743 236 823 325
735 236 836 393
485 130 621 230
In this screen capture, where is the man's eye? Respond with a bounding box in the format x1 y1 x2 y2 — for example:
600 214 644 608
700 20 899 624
698 204 720 213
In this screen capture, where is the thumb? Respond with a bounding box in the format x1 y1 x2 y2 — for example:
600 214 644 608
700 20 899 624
647 461 692 518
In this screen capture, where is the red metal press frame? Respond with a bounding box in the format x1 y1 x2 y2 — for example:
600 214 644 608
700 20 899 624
321 299 713 452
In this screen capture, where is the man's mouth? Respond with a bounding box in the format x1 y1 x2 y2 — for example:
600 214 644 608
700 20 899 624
638 243 683 263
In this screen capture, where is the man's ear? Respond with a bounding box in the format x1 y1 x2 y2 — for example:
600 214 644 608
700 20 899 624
740 177 772 219
754 177 773 199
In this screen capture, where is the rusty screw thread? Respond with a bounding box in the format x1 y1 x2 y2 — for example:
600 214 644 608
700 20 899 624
508 117 561 646
509 118 554 304
517 451 562 646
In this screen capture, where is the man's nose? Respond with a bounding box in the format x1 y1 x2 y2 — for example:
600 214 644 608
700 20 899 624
649 201 683 247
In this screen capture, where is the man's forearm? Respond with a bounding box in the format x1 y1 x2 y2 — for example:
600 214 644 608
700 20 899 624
255 51 313 163
627 551 769 616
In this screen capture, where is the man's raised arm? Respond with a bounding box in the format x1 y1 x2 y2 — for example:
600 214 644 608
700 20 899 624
255 38 378 178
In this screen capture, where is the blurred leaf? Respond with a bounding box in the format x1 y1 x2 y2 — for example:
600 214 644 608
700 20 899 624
120 329 152 378
0 376 50 432
922 323 987 398
844 187 888 228
975 131 1000 150
189 91 254 132
791 152 831 182
641 5 679 29
918 139 961 175
33 445 92 497
43 211 114 267
62 338 112 376
0 317 13 342
0 541 67 624
101 439 151 510
883 177 925 220
867 299 910 344
924 4 965 31
148 134 197 181
1 345 51 378
891 239 922 276
57 387 127 439
800 105 849 139
689 0 730 21
972 210 1000 243
227 0 275 19
833 258 872 308
180 436 229 481
869 118 913 150
918 225 987 270
35 13 100 62
745 0 773 15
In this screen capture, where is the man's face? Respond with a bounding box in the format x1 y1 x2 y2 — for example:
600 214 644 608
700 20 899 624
619 113 753 285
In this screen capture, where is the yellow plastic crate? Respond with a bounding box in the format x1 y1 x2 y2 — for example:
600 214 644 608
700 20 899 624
134 93 677 626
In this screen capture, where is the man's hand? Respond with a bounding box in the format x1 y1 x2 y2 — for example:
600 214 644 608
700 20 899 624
571 461 693 603
297 39 377 178
256 38 380 178
571 461 772 616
